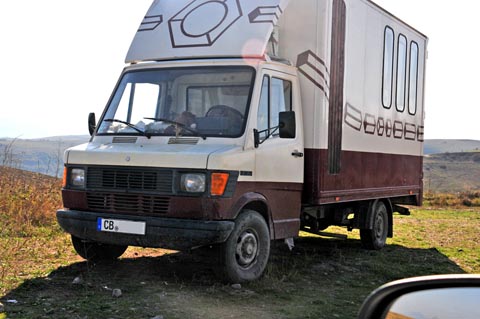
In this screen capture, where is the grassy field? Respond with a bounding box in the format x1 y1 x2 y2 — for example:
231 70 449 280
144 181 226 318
1 167 479 319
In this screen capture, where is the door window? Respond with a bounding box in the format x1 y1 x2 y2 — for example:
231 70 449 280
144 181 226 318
257 76 270 139
257 75 292 141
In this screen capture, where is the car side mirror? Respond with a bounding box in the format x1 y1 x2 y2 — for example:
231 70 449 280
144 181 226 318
279 111 296 139
88 112 96 136
358 275 480 319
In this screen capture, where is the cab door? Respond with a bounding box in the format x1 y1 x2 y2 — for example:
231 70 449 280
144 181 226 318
254 69 304 239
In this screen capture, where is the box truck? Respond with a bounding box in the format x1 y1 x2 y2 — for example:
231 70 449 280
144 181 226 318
57 0 427 282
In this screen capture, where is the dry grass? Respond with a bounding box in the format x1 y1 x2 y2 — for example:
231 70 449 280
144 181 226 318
0 167 69 295
424 191 480 208
0 166 61 231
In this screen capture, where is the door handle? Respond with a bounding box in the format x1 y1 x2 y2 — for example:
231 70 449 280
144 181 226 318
291 151 304 158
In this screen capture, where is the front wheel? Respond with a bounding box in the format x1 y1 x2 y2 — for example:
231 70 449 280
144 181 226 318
222 210 270 283
71 236 128 261
360 201 389 250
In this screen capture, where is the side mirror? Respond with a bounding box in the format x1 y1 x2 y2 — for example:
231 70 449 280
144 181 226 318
358 275 480 319
88 113 96 136
279 111 296 139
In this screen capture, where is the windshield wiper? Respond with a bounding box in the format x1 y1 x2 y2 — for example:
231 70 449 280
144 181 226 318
144 117 207 140
104 119 151 139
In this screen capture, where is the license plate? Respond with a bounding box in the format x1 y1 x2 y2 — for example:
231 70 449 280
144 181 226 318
97 218 146 235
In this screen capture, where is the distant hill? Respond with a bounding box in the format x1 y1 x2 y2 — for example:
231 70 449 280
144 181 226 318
0 135 89 177
424 152 480 193
424 139 480 155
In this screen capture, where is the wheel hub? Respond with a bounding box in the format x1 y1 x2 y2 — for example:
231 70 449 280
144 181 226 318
374 213 385 238
235 231 258 267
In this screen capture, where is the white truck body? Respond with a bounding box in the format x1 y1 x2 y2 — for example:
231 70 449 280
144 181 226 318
58 0 427 282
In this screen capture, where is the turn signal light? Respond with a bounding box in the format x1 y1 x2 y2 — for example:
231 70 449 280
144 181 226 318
62 167 67 187
211 173 229 196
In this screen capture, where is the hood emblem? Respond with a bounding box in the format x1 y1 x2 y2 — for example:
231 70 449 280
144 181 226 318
125 156 131 162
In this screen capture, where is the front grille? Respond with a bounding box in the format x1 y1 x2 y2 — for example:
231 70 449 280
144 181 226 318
87 167 173 194
87 192 170 215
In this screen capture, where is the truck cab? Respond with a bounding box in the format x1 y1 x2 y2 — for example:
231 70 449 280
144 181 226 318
59 57 305 282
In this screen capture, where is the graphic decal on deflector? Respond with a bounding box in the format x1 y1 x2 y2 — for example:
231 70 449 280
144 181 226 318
168 0 243 48
138 15 163 32
248 6 283 25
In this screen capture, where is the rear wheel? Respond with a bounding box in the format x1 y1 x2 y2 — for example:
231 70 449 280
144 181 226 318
222 210 270 283
360 201 389 250
71 236 127 261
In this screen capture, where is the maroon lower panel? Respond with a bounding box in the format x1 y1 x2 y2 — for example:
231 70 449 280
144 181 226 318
62 182 303 240
204 182 302 239
304 149 423 205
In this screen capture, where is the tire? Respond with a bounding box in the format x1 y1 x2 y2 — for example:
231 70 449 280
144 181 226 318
71 235 128 261
360 201 389 250
222 210 270 283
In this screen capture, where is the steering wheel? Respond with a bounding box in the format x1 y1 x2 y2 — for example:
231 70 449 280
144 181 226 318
205 105 244 120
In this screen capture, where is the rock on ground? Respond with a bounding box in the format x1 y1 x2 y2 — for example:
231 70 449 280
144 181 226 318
112 289 122 298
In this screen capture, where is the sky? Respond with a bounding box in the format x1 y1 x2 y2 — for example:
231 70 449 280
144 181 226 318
0 0 479 140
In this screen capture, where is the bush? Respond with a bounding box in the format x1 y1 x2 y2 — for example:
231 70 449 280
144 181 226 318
462 191 480 200
462 199 473 207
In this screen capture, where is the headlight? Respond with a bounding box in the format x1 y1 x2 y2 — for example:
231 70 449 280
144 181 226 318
181 174 206 193
70 168 85 187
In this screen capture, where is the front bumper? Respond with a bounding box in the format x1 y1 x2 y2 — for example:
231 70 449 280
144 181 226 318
57 210 235 250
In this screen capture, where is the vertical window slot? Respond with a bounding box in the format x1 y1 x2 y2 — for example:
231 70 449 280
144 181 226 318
408 42 419 115
382 27 395 109
396 34 408 112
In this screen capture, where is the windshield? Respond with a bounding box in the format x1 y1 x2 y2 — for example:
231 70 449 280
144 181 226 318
98 66 255 138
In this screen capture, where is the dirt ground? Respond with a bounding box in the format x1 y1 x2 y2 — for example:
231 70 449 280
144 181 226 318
1 232 465 319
